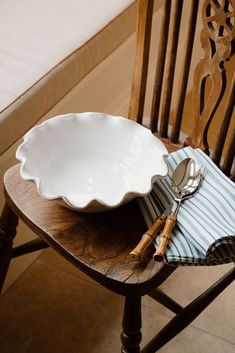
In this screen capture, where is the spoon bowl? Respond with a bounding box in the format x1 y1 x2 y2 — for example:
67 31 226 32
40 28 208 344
172 158 203 199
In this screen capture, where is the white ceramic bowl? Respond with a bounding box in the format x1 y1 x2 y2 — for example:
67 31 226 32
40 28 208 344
16 112 168 212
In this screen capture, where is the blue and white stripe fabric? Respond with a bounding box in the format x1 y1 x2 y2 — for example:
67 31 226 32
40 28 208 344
138 147 235 265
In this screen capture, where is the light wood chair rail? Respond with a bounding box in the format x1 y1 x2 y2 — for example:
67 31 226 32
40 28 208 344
0 1 234 352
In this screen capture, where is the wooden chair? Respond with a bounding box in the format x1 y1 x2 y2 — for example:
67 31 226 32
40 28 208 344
0 0 234 352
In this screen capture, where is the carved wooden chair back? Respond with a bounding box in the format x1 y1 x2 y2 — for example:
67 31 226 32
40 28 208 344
129 0 234 179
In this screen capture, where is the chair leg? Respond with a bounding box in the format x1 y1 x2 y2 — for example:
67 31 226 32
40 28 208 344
0 202 19 293
121 296 142 353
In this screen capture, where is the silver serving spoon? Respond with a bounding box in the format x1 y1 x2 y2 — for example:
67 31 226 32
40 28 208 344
130 158 204 261
153 158 204 261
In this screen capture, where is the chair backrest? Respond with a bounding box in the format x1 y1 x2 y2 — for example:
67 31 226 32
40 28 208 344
128 0 235 180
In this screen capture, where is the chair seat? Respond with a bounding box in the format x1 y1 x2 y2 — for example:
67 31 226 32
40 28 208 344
4 164 174 296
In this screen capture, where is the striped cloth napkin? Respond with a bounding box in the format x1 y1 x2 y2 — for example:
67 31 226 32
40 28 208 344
137 147 235 265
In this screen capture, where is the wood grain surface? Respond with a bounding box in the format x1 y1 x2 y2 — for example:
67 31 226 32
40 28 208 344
3 164 176 296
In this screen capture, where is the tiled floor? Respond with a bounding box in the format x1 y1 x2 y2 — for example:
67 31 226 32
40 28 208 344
0 248 234 353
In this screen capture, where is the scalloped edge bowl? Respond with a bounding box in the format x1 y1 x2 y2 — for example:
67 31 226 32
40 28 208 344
16 112 168 212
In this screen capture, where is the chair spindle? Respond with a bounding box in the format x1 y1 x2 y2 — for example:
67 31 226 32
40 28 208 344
159 0 183 138
150 0 171 133
213 72 235 175
128 0 154 124
170 0 199 143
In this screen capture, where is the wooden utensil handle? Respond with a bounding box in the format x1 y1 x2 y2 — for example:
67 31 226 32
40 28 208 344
153 214 176 262
129 216 165 260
